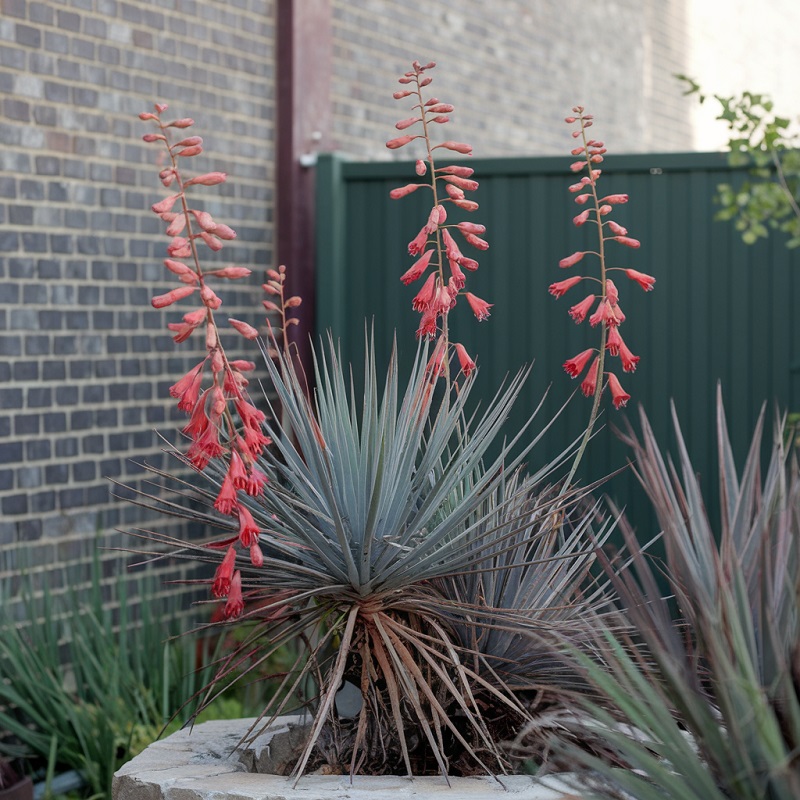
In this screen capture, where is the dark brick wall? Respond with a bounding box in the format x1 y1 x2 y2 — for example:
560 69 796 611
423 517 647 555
0 0 275 595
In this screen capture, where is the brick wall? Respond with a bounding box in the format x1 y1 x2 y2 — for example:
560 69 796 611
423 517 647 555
328 0 694 160
0 0 275 597
3 0 800 607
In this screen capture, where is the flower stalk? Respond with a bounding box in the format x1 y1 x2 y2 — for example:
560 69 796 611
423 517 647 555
550 107 655 485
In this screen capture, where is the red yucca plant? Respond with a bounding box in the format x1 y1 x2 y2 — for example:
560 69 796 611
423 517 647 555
124 62 659 783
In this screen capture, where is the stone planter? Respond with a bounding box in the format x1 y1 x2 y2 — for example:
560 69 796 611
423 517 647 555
113 716 584 800
0 776 33 800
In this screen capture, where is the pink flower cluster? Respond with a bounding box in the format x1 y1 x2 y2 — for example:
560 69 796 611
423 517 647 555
140 103 287 619
388 60 492 378
549 107 655 409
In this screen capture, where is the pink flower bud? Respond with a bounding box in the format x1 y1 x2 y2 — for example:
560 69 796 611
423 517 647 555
451 199 479 211
142 133 166 143
558 250 586 269
464 233 489 250
176 136 203 147
580 357 599 397
570 160 585 172
155 103 168 113
229 318 259 339
199 231 223 251
151 285 196 308
613 236 641 248
605 278 619 306
443 175 479 192
431 115 449 124
210 266 252 280
395 117 420 130
386 135 416 149
435 141 472 155
419 76 432 86
607 220 628 236
437 165 474 178
201 285 222 309
598 204 612 216
445 184 465 200
415 160 427 176
168 118 195 128
570 146 584 156
457 222 486 235
426 103 454 113
574 194 590 205
437 205 447 223
564 116 577 124
390 183 423 200
152 194 180 214
230 360 256 371
393 90 413 99
191 209 216 231
184 172 227 187
167 237 192 257
139 112 158 121
285 296 302 308
166 215 187 236
164 258 193 276
176 144 203 157
213 224 236 240
600 194 629 205
573 210 591 226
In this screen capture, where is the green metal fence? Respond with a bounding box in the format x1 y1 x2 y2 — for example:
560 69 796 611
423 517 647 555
315 151 800 538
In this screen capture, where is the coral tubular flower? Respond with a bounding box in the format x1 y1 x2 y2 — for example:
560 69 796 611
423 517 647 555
401 248 435 285
237 504 260 548
607 372 630 409
214 472 238 516
568 294 596 323
245 466 268 497
416 310 438 340
454 343 476 377
580 357 600 397
619 338 640 372
606 325 623 356
386 134 417 149
563 349 594 378
624 269 656 291
412 274 437 311
170 364 204 412
464 292 492 321
549 276 583 298
211 545 237 598
223 571 245 619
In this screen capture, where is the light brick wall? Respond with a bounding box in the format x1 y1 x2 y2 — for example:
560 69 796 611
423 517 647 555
0 0 275 595
329 0 694 160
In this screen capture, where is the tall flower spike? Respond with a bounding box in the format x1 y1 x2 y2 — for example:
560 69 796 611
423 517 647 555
550 108 655 485
141 103 295 603
388 61 489 380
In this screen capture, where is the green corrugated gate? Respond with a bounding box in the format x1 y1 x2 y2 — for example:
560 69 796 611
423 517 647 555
315 151 800 537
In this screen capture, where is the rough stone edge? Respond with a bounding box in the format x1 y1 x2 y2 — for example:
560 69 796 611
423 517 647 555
113 717 585 800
